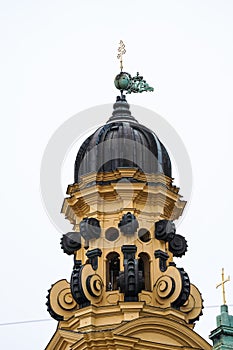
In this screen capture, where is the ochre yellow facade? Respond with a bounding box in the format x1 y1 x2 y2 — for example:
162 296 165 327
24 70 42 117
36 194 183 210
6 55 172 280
46 169 211 349
47 308 211 349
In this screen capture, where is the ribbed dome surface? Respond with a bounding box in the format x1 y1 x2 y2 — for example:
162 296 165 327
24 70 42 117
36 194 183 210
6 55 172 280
74 97 171 183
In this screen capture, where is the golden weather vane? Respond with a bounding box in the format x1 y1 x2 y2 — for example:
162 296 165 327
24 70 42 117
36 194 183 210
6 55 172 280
216 268 230 305
117 40 126 72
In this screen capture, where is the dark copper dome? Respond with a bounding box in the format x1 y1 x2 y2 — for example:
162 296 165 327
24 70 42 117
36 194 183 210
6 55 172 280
74 96 171 183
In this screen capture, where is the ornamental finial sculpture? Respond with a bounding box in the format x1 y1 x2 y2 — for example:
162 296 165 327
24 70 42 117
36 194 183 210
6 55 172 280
216 268 230 305
115 40 154 97
117 40 126 72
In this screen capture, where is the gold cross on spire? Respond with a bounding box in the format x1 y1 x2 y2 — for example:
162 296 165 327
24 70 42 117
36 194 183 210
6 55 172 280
216 268 230 305
117 40 126 72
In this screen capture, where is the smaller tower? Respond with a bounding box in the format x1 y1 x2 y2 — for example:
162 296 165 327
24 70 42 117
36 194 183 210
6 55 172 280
210 269 233 349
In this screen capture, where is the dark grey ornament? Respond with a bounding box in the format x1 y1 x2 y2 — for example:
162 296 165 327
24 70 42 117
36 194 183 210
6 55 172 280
80 217 101 240
118 212 139 236
60 232 81 255
117 245 144 301
172 268 190 308
46 286 63 321
70 260 90 308
155 220 176 241
154 250 169 272
168 234 188 257
86 248 102 271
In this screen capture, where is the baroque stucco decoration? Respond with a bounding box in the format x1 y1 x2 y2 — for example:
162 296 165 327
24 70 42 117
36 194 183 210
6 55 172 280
45 45 211 348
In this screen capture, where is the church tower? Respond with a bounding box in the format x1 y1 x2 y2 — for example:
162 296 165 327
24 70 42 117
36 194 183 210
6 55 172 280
210 269 233 349
210 304 233 349
45 43 211 350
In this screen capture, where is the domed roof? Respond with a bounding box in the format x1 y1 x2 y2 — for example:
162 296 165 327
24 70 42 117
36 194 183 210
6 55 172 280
74 96 171 183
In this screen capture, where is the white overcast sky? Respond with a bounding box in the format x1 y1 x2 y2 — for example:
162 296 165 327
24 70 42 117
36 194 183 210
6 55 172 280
1 1 233 349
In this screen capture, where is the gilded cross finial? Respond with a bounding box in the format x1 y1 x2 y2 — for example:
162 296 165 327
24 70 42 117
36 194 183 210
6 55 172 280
117 40 126 72
216 268 230 305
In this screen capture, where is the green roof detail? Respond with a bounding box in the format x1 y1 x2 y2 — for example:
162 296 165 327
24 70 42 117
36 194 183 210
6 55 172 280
210 305 233 349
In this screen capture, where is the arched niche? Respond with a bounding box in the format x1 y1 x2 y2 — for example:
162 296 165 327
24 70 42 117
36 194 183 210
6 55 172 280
138 252 151 291
106 252 120 291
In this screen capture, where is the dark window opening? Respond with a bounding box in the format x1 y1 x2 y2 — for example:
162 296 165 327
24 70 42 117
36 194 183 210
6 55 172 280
106 252 120 291
138 228 151 242
138 252 151 291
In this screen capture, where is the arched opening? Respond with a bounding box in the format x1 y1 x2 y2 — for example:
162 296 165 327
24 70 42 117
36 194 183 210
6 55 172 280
138 252 151 291
106 252 120 291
